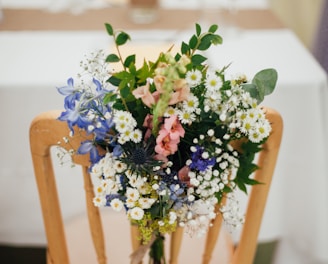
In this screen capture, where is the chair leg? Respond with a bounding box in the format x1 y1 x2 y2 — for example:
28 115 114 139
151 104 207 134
169 226 184 264
83 166 107 264
130 225 143 264
202 203 225 264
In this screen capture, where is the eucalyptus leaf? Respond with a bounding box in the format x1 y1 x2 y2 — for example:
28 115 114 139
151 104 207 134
252 68 278 96
241 83 262 102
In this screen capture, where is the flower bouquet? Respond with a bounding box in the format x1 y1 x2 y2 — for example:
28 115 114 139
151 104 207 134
56 23 277 263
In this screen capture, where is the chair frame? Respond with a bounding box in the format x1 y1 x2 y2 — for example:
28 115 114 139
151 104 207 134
30 107 282 264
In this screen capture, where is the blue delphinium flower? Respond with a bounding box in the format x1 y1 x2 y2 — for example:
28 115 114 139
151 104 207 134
77 140 102 164
169 184 187 209
190 145 216 171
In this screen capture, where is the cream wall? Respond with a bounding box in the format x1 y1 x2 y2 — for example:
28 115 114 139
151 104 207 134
269 0 324 49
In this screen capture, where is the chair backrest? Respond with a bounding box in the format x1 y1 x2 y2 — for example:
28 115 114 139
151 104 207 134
29 107 282 264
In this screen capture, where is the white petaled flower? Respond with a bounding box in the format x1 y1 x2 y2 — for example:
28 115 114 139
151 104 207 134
113 160 127 173
186 69 202 87
205 72 222 91
247 108 259 120
239 117 254 135
182 94 199 112
129 207 144 221
248 130 262 143
164 106 179 117
126 187 140 201
115 121 129 133
138 198 155 209
93 196 106 207
130 129 142 143
179 110 196 124
110 198 124 212
117 134 128 144
87 125 95 132
94 184 106 196
256 119 272 138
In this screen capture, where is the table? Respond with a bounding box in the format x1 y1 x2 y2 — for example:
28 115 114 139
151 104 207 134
1 7 328 264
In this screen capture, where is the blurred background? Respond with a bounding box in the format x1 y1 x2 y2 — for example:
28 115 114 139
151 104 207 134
1 0 327 263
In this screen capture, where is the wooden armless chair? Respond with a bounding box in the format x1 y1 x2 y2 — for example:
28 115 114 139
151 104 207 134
29 107 282 264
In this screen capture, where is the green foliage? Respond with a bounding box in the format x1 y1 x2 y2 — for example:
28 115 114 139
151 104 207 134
242 68 278 103
105 53 120 63
115 32 130 46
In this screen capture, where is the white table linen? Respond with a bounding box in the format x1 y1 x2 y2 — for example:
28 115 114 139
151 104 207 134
1 28 328 263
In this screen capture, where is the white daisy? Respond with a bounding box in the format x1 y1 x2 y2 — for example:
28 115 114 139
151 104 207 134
239 117 254 135
185 69 202 87
164 106 179 117
179 110 196 124
93 196 106 207
126 187 140 201
138 198 155 209
248 129 262 143
129 207 144 221
205 72 222 91
130 129 142 143
182 94 199 113
110 198 124 212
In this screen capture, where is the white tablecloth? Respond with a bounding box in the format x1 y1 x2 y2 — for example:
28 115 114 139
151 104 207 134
1 27 328 263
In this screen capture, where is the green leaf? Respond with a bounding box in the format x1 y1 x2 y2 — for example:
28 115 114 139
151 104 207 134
208 24 218 33
211 34 223 45
136 61 151 83
107 75 120 86
197 34 213 50
105 23 113 36
105 53 120 63
189 34 198 49
252 68 278 97
241 83 262 102
124 54 136 68
115 32 130 46
181 41 190 55
195 23 201 36
103 92 118 105
119 83 130 98
191 54 207 65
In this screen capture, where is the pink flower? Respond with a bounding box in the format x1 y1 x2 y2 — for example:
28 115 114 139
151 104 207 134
155 129 180 157
132 82 155 108
169 79 190 105
154 75 166 93
163 115 185 140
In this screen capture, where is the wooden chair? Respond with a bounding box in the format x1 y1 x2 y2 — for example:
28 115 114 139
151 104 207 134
29 107 283 264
